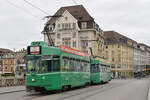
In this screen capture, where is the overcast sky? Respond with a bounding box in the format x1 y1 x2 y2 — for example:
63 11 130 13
0 0 150 51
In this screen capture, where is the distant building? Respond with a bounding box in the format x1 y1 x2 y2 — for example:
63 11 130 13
42 5 104 57
0 48 16 73
0 48 26 76
15 49 26 77
138 43 150 74
133 42 143 73
104 31 135 78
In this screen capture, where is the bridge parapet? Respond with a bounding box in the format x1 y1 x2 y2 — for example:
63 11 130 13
0 77 24 87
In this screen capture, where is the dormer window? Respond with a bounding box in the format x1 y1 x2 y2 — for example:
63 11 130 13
81 22 87 29
65 17 68 21
49 25 53 31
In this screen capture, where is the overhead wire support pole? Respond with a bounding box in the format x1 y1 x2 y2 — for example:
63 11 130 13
44 15 63 46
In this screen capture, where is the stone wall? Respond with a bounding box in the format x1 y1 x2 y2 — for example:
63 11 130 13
0 77 24 87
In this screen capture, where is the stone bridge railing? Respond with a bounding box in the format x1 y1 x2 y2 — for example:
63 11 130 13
0 77 25 87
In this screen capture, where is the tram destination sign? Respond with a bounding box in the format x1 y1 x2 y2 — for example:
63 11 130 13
29 46 41 55
59 45 90 58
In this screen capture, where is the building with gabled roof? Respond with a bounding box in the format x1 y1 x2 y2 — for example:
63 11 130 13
47 5 94 25
42 5 104 57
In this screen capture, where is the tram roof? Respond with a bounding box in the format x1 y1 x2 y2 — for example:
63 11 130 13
28 41 90 61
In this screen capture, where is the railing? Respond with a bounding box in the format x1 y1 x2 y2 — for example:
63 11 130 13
0 77 24 87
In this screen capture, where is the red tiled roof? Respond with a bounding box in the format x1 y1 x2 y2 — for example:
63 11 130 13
48 5 94 24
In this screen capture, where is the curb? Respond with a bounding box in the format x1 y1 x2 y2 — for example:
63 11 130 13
148 88 150 100
147 88 150 100
147 79 150 100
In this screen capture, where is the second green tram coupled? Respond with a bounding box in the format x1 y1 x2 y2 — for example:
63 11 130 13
90 58 111 84
26 41 91 92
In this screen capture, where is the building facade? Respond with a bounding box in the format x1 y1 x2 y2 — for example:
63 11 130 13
133 43 142 73
15 50 26 77
104 31 135 78
0 48 17 73
138 43 150 74
42 5 104 57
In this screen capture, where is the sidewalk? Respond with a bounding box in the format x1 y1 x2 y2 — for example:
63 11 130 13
0 86 25 94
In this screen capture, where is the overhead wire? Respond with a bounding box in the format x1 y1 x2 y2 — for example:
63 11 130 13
72 0 78 5
5 0 41 19
23 0 50 16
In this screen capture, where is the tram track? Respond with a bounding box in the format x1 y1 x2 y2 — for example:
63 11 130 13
23 92 49 100
0 79 147 100
58 80 134 100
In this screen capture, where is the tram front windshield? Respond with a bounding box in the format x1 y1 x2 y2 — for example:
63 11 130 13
27 56 59 73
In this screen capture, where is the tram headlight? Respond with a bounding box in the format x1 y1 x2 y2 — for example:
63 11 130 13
32 78 35 82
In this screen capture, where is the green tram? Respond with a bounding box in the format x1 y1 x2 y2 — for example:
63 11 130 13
90 58 111 84
26 41 91 92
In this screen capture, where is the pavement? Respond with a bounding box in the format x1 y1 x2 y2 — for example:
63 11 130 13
0 86 25 94
0 78 149 100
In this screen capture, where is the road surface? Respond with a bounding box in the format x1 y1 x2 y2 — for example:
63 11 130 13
0 78 149 100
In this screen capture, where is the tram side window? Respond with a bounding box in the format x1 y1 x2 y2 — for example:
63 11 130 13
69 58 74 71
107 66 110 72
74 60 78 72
105 66 107 72
41 60 47 73
72 59 76 72
96 64 100 72
101 65 104 72
103 66 105 72
53 59 60 72
80 61 83 72
63 58 69 72
81 60 86 72
84 61 89 72
103 65 106 72
99 64 101 72
108 66 110 72
82 61 85 72
99 64 102 72
76 60 80 72
47 60 52 72
86 61 90 72
92 64 97 73
104 66 107 72
39 59 52 73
